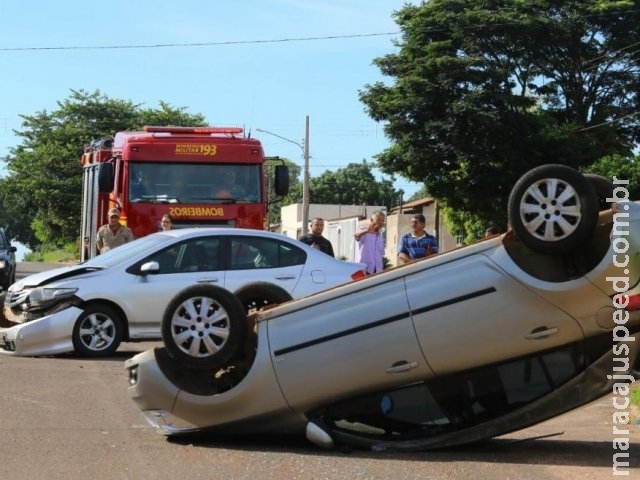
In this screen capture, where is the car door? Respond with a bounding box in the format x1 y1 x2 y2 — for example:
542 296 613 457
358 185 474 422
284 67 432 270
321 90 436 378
405 252 584 376
222 236 305 296
123 236 223 336
268 275 434 415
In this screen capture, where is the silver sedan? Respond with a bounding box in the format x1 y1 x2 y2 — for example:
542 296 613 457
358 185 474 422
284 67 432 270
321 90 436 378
0 228 365 357
125 165 640 451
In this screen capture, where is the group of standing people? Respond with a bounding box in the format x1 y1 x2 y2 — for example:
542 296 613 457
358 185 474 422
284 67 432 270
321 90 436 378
298 211 439 276
94 210 174 255
354 211 438 275
96 205 440 274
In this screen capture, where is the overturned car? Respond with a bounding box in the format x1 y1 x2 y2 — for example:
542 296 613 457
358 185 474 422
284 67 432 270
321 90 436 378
125 165 640 451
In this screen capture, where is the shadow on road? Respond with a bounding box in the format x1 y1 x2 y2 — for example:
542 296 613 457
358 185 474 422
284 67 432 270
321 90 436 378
167 431 638 468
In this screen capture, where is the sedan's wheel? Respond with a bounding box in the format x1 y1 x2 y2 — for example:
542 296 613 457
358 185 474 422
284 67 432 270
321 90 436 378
508 164 599 254
72 304 123 357
162 284 248 370
234 282 293 313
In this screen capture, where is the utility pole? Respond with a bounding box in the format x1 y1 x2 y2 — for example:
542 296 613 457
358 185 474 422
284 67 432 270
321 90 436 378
256 117 311 236
302 115 310 236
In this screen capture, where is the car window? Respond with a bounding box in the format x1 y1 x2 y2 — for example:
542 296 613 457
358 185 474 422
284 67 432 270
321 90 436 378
279 241 306 267
229 237 306 270
148 237 220 273
316 343 582 441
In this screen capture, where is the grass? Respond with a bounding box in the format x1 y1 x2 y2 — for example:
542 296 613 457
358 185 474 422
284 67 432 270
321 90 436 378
631 386 640 408
23 243 78 263
630 385 640 426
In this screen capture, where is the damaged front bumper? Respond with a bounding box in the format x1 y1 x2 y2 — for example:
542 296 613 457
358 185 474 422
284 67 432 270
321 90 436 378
0 306 82 356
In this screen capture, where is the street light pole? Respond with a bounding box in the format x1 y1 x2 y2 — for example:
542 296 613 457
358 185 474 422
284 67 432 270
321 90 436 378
256 116 311 235
302 116 310 236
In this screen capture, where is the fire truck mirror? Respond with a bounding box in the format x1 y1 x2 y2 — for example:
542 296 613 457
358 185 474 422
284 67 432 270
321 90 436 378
98 163 115 192
274 165 289 196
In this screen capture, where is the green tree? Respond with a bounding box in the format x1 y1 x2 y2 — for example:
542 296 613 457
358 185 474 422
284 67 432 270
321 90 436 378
265 157 301 226
289 161 401 210
585 154 640 200
406 184 429 202
360 0 640 238
0 89 206 250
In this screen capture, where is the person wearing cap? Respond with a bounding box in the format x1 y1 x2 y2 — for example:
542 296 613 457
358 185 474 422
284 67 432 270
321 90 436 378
96 208 134 254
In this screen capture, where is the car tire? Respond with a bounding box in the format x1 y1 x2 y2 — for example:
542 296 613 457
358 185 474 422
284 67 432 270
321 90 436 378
162 284 248 371
508 164 599 254
583 173 615 210
234 282 293 313
72 304 123 357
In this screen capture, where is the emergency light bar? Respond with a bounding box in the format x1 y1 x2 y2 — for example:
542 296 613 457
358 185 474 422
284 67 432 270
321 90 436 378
143 126 244 135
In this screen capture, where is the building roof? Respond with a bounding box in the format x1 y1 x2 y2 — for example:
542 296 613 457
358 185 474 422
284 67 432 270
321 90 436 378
390 197 435 214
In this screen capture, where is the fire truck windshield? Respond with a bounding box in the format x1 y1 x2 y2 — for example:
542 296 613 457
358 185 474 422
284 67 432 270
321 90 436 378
129 163 260 204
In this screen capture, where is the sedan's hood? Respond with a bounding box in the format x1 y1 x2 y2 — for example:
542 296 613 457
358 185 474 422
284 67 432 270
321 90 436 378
10 264 105 291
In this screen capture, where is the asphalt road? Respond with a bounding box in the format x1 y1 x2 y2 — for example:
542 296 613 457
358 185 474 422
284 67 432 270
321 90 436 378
0 263 638 479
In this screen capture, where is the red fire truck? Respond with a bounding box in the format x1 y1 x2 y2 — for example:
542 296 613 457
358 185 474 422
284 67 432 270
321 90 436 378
80 126 289 260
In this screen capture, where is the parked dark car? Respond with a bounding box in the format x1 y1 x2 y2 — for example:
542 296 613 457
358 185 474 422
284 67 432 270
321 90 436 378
0 228 17 292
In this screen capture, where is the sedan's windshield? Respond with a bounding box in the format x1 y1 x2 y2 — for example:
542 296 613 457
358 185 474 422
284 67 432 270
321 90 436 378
83 234 172 268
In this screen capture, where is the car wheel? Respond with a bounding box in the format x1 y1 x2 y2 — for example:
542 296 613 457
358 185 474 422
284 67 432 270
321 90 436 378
72 304 123 357
508 164 599 254
583 173 615 210
234 282 293 313
162 284 248 371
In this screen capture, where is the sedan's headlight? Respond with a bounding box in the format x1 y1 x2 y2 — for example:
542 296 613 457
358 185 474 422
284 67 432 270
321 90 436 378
0 260 6 269
27 287 79 309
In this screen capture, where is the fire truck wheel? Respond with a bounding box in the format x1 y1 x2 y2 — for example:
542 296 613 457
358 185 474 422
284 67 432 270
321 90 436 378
72 304 123 357
234 282 293 313
162 284 248 371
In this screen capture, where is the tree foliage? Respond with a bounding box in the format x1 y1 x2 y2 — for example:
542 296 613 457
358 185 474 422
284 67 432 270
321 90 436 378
265 157 301 226
360 0 640 238
583 154 640 200
286 161 402 210
0 89 206 249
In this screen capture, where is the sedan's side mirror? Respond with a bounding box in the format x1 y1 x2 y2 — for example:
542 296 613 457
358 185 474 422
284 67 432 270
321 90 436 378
139 261 160 275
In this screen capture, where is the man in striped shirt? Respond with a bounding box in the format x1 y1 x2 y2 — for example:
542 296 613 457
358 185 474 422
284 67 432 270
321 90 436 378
397 213 438 264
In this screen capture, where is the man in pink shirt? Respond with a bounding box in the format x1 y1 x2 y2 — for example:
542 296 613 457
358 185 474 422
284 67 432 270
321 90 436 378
354 210 386 275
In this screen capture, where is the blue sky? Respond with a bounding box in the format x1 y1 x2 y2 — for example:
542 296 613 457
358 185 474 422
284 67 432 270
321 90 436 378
0 0 420 197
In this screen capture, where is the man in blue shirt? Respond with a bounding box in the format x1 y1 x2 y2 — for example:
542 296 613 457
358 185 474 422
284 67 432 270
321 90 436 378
398 213 438 264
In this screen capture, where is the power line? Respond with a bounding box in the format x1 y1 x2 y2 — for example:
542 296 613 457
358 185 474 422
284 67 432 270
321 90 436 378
2 5 639 54
0 32 398 52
